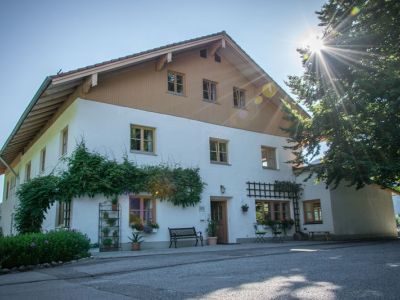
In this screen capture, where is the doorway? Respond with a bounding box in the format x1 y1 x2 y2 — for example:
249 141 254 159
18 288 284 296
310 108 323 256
210 199 228 244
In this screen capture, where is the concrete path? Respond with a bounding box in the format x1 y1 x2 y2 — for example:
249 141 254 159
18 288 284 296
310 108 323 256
1 240 400 299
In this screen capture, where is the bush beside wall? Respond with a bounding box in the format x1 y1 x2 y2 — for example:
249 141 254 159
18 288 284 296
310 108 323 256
0 230 90 269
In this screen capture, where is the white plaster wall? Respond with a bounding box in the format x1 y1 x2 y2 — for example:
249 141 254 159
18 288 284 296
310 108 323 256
296 173 334 234
0 101 79 235
330 184 397 237
71 98 297 243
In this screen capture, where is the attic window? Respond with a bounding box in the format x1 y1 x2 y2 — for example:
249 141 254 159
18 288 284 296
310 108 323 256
214 53 221 63
200 49 207 58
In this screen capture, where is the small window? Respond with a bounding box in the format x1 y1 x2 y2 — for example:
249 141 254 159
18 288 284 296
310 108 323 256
203 80 217 102
61 127 68 156
210 138 228 164
25 161 31 182
167 71 184 95
261 146 277 169
256 200 290 223
129 196 156 225
214 53 221 63
200 49 207 58
5 180 10 200
233 87 245 108
40 147 46 173
130 125 155 153
56 201 71 228
303 200 322 224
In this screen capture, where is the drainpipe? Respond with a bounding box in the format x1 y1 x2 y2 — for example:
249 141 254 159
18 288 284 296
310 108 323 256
0 155 18 178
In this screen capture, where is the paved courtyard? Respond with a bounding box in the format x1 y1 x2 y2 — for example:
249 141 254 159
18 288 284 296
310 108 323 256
1 240 399 299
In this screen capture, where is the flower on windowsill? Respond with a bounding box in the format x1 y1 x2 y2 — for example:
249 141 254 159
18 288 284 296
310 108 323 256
131 223 144 232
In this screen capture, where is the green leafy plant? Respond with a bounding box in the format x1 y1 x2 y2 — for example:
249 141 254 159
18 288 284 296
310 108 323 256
102 227 110 236
103 211 109 219
102 238 113 247
241 204 249 212
132 223 144 232
15 142 205 233
106 218 116 227
207 219 218 237
149 222 159 229
112 230 118 238
0 230 90 269
281 219 295 235
128 232 144 244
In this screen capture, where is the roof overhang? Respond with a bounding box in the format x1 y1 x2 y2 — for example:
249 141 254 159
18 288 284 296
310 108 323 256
0 31 307 175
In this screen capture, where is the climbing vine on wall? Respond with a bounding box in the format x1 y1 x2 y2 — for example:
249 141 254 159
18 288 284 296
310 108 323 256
15 142 205 233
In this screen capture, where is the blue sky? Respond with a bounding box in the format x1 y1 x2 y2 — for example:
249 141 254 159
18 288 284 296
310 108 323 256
0 0 325 200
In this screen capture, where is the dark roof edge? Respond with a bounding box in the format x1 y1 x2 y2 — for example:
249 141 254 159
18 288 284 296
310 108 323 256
0 77 52 156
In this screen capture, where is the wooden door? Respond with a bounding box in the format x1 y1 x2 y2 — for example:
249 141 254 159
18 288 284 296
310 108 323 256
211 200 228 243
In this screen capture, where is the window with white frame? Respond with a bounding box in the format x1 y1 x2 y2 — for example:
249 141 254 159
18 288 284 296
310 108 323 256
40 147 46 173
261 146 277 169
129 196 156 225
5 180 10 200
61 127 68 156
255 200 290 224
209 138 228 164
203 79 217 102
25 161 31 182
303 200 323 224
130 125 155 153
233 87 245 108
167 71 184 95
56 201 71 228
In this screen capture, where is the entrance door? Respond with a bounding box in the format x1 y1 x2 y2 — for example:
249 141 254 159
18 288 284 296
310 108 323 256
211 199 228 243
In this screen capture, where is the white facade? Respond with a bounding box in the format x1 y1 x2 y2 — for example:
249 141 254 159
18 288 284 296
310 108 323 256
1 98 298 244
1 98 397 245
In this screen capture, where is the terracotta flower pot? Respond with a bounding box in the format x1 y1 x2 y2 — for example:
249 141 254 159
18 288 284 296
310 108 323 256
132 242 141 251
112 204 118 211
208 236 218 246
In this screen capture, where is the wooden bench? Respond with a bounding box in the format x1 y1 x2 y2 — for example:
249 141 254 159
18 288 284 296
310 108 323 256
308 231 331 241
168 227 203 248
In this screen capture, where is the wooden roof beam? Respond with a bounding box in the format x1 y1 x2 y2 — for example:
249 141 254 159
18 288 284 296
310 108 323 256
155 52 172 71
209 39 226 57
82 73 98 94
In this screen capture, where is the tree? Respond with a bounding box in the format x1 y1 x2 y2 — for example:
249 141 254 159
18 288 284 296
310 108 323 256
285 0 400 190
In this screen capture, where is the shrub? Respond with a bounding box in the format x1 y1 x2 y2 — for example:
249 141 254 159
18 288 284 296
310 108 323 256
0 230 90 269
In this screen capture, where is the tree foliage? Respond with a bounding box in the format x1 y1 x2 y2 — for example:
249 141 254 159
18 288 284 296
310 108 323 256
285 0 400 189
15 142 205 233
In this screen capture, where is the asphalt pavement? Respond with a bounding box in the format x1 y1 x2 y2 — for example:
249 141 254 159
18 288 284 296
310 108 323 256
1 240 399 299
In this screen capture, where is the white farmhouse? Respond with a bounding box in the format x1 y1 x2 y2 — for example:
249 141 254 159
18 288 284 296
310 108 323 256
0 32 397 248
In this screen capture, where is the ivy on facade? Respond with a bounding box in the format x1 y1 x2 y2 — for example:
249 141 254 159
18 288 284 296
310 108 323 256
15 142 205 233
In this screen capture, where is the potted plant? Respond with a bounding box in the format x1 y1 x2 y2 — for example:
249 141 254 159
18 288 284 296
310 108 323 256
128 232 144 251
107 218 116 227
103 211 109 220
102 238 113 249
132 222 144 232
241 204 249 212
281 219 294 236
207 219 218 246
102 227 110 237
149 222 159 233
111 196 118 211
112 230 118 238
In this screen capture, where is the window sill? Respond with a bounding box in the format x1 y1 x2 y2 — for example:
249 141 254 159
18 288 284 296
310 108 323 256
262 166 279 171
233 106 247 110
304 222 323 225
203 99 221 105
210 161 231 166
130 150 157 156
166 91 187 97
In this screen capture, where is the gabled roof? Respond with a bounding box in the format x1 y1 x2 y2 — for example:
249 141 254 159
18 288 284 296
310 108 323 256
0 31 307 175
